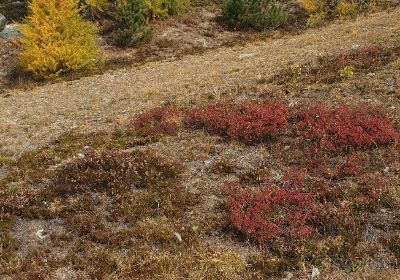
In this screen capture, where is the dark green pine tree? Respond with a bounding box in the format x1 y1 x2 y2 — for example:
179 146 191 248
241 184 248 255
113 0 153 47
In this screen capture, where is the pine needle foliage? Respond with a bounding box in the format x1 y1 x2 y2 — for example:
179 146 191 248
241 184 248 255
221 0 287 30
113 0 152 47
18 0 102 78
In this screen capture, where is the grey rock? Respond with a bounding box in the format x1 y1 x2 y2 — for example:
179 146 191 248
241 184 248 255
0 13 6 32
0 167 10 180
0 24 21 40
173 232 183 242
311 267 320 278
35 229 48 240
281 272 293 280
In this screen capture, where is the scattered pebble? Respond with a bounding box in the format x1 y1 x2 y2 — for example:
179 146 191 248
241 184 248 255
283 145 290 151
36 229 47 240
174 232 183 242
383 167 390 173
311 267 320 278
281 272 293 280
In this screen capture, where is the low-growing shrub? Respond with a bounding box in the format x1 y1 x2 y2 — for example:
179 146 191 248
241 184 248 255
335 0 359 18
295 105 398 153
164 0 190 15
143 0 169 19
186 103 289 144
299 0 360 27
18 0 102 78
128 107 183 136
221 0 287 30
274 45 394 84
224 182 317 242
54 150 183 196
113 0 153 47
338 153 363 177
338 65 355 79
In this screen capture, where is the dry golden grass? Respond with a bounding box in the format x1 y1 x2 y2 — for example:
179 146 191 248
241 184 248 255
0 8 399 156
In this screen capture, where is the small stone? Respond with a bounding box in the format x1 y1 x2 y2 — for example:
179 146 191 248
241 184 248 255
0 24 21 40
77 153 85 158
36 229 47 239
173 232 183 242
283 145 290 151
239 53 255 59
383 167 390 173
281 272 293 280
311 267 320 278
0 167 10 180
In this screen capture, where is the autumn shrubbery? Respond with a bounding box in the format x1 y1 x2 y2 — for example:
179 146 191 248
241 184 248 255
130 102 398 150
295 105 398 153
54 150 183 196
299 0 397 27
222 164 393 246
143 0 190 20
275 45 395 84
18 0 103 78
186 103 289 144
128 106 183 136
224 182 318 242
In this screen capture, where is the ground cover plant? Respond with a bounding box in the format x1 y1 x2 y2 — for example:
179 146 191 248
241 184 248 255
273 45 397 84
1 95 398 278
185 102 289 144
1 7 400 280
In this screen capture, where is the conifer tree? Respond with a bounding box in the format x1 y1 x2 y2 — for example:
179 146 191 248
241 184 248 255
113 0 152 47
18 0 102 78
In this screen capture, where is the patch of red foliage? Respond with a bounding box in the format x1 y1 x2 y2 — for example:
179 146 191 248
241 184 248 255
338 154 363 177
224 182 317 242
295 105 398 153
128 107 182 136
351 177 388 211
186 103 289 144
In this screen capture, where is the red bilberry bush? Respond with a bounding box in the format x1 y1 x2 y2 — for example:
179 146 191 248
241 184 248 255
338 154 363 178
128 107 183 136
223 182 317 242
186 103 289 144
295 105 398 153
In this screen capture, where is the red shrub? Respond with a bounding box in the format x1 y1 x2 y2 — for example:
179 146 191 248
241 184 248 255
295 105 398 153
351 178 388 211
128 107 183 136
280 167 307 188
224 182 317 242
338 154 363 177
186 103 289 144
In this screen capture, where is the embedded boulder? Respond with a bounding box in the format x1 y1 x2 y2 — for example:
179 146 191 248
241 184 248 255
0 24 21 40
0 13 6 32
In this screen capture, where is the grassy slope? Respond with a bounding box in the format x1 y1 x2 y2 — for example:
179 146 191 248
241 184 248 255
0 7 399 280
0 8 399 156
